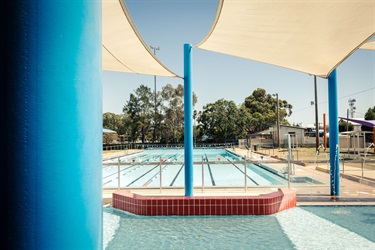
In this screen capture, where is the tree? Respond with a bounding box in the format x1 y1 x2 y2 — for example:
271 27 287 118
160 83 197 143
123 85 153 143
243 88 292 133
197 99 246 142
362 106 375 132
103 112 128 136
338 120 353 132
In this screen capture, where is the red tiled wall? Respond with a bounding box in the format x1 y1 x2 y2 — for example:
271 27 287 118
112 188 296 216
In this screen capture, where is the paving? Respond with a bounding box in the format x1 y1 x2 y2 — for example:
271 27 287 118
102 148 375 207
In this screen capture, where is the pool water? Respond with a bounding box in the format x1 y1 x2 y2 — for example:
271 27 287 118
103 206 375 249
103 148 287 189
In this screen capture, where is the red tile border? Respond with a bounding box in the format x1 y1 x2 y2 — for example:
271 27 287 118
112 188 296 216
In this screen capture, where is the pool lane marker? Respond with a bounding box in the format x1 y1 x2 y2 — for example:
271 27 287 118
275 207 375 249
225 157 259 185
140 154 179 187
205 154 216 186
169 164 184 186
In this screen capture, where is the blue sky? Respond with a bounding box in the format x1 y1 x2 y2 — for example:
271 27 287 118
103 0 375 127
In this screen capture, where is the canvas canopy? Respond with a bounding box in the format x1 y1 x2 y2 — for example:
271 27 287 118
196 0 375 78
360 40 375 50
103 128 117 133
339 117 375 128
102 0 179 77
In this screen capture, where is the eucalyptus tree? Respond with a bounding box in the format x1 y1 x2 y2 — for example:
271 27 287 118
197 99 246 142
160 83 197 143
123 85 154 143
243 88 292 133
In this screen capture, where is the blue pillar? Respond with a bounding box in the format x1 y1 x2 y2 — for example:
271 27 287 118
184 44 194 196
328 69 340 196
2 1 102 249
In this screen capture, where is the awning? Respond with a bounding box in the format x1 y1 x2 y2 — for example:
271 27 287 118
103 128 117 133
339 117 375 128
196 0 375 78
360 40 375 50
102 0 180 78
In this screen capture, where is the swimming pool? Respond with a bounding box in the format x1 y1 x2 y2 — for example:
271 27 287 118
103 206 375 249
102 148 288 189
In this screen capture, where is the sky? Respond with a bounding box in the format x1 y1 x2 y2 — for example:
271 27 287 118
103 0 375 127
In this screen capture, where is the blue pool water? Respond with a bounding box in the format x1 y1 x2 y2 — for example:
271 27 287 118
103 206 375 249
102 148 287 189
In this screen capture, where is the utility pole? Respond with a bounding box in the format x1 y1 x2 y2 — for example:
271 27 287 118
150 45 159 143
273 93 280 148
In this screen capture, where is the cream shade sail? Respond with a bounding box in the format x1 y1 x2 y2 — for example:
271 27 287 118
102 0 179 77
196 0 375 78
360 40 375 50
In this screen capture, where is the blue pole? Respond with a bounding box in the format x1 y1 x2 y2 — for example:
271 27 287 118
328 69 340 196
184 44 194 196
2 1 102 248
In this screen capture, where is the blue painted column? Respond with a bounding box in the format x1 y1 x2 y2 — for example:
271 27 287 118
184 44 194 196
2 1 102 249
328 69 340 196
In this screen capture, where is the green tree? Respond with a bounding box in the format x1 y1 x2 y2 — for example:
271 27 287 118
102 112 129 136
160 83 197 143
362 106 375 131
338 120 353 132
123 85 153 143
243 88 292 133
197 99 246 142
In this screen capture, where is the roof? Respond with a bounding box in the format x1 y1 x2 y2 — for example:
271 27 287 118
102 0 180 77
196 0 375 78
339 117 375 128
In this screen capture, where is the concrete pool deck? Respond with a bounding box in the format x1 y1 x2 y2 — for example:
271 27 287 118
103 148 375 207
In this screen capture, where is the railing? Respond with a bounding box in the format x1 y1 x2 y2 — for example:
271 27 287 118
103 154 375 192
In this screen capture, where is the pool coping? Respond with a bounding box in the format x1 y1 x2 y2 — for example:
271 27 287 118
112 188 296 216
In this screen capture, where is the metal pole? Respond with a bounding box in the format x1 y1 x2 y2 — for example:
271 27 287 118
328 69 340 196
150 45 159 143
118 157 121 190
361 158 364 178
202 156 204 193
244 156 247 192
287 134 291 188
184 43 194 196
323 113 327 150
276 93 280 148
160 157 162 193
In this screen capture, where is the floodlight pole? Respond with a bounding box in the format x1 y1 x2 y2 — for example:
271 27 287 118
275 93 280 148
328 69 340 196
150 45 159 143
184 44 193 196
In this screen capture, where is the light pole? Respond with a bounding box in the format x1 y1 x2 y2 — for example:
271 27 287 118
150 45 159 142
273 93 280 148
348 98 356 118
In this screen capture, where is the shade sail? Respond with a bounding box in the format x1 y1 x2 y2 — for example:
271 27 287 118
196 0 375 78
339 117 375 128
360 40 375 50
102 0 180 77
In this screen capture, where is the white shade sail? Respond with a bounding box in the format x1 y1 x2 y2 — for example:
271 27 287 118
360 40 375 50
196 0 375 78
102 0 180 77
